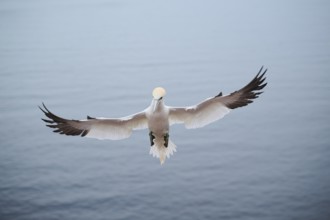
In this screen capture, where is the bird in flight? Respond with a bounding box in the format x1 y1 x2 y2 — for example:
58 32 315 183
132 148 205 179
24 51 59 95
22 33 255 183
40 67 267 164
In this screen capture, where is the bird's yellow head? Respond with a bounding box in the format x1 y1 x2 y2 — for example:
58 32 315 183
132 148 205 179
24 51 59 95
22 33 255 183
152 87 166 100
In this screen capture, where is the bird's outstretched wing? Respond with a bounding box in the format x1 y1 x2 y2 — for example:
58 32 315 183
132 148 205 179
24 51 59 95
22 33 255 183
39 103 148 140
169 66 267 129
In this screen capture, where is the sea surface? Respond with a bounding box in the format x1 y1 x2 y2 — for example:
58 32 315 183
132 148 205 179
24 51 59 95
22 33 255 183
1 0 330 220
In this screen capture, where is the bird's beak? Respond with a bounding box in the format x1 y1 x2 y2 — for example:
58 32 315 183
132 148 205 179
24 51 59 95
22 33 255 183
154 97 163 101
153 97 162 112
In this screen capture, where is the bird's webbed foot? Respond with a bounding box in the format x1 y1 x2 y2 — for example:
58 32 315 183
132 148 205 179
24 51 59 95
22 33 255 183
164 133 169 148
149 131 155 146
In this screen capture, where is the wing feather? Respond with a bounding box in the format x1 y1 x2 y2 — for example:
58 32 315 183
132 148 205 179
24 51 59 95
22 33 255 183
39 103 148 140
169 67 267 129
219 66 267 109
169 99 231 129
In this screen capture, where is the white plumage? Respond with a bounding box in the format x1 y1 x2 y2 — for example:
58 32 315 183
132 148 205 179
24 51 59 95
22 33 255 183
40 67 267 164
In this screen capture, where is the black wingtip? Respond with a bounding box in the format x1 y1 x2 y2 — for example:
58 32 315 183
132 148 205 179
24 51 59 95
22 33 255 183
42 102 50 112
42 118 54 123
256 66 268 78
39 102 49 114
224 66 268 109
257 66 264 76
39 103 90 137
39 104 47 114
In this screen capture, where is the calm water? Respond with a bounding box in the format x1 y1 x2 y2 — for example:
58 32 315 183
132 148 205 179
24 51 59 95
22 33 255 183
1 0 330 219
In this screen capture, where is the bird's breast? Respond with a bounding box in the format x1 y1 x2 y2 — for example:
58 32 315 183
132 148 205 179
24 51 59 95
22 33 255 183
147 110 169 134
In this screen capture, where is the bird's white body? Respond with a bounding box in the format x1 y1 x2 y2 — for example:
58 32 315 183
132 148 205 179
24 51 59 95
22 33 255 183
146 99 175 164
40 67 267 164
147 99 169 135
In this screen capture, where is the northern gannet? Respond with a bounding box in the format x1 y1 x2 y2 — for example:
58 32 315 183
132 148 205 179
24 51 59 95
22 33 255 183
39 67 267 164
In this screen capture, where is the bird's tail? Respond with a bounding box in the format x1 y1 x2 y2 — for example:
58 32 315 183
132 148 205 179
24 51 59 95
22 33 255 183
149 139 177 165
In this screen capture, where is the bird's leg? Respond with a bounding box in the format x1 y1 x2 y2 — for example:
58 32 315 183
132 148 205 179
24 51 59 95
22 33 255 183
149 131 155 146
164 133 169 148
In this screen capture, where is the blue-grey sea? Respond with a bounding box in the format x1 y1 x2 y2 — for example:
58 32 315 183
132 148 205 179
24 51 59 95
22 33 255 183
1 0 330 219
